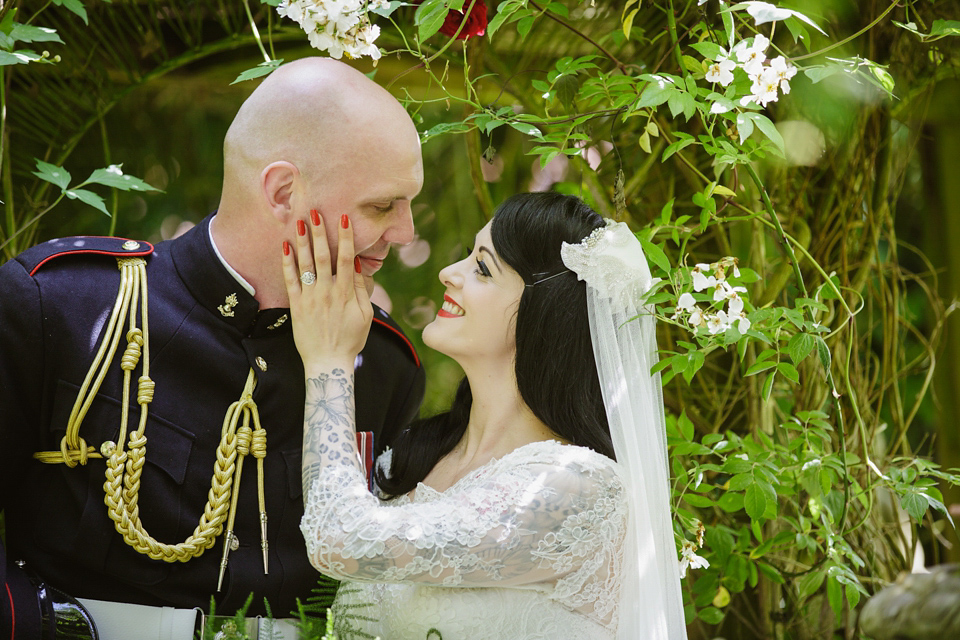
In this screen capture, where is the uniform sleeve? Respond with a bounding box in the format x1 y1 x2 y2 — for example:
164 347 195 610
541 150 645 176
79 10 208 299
0 258 44 507
299 454 626 594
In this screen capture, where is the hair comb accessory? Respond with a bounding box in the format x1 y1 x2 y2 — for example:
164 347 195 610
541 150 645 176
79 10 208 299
562 219 687 640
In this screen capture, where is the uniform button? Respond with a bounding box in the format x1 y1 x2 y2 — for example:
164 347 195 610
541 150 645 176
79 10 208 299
256 357 267 372
122 240 141 251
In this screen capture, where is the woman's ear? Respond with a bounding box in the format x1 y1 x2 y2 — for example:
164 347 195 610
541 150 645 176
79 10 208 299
261 161 299 223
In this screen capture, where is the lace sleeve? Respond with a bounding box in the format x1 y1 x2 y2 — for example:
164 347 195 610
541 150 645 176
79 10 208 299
299 446 626 594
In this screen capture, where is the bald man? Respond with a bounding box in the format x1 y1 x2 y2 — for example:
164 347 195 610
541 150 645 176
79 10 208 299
0 58 425 640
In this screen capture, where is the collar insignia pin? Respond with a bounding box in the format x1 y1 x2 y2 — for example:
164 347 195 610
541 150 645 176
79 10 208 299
218 293 239 318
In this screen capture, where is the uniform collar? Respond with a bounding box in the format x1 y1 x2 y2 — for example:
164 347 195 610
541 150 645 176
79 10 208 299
170 214 290 336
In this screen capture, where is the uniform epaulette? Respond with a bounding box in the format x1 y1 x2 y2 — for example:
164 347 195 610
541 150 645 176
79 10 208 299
371 305 421 368
20 236 154 277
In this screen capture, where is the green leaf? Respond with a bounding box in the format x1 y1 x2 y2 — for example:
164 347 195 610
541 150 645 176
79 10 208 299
797 567 826 600
65 189 109 216
683 494 715 508
815 336 832 372
508 121 541 137
737 111 784 156
85 167 160 192
370 1 404 18
662 136 696 162
736 112 755 144
52 0 89 25
638 236 671 275
0 49 42 66
698 606 725 625
777 362 800 384
231 59 283 85
788 333 816 364
745 360 777 377
636 83 672 109
827 573 843 621
689 41 723 60
32 159 70 190
761 371 775 402
744 483 766 521
757 562 785 584
900 492 927 522
727 473 753 491
678 411 694 441
929 19 960 39
421 120 471 141
622 7 639 40
9 24 63 45
717 491 743 512
415 0 458 42
516 15 535 39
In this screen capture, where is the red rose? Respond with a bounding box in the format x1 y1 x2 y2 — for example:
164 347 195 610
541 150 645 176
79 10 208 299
441 0 487 39
415 1 488 40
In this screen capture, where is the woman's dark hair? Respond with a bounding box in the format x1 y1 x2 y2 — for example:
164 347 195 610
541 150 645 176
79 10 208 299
376 193 612 497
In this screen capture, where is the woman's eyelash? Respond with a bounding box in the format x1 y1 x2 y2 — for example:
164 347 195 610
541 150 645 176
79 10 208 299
475 258 492 277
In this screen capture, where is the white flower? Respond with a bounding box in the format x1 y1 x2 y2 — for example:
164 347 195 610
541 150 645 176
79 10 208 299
768 55 797 94
736 313 752 333
742 67 781 107
679 540 710 579
689 306 706 327
705 57 736 86
677 292 696 310
692 267 718 292
713 281 747 302
727 294 744 316
278 0 382 60
734 34 770 79
707 310 729 334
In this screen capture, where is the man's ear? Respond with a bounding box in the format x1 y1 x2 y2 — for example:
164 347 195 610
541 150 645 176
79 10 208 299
261 161 299 223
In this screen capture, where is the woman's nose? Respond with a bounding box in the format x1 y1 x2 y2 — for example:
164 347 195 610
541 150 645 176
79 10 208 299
438 259 465 287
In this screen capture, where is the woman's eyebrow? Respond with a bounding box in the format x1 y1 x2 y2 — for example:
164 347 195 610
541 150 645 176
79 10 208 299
478 246 503 273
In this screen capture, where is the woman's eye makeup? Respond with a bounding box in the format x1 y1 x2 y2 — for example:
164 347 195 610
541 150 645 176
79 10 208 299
475 258 492 277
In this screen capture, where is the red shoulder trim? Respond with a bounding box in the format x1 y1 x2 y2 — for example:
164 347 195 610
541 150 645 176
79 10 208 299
28 237 154 277
5 582 14 640
372 316 421 368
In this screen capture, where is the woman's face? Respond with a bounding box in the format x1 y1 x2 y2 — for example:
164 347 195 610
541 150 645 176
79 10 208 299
422 221 525 365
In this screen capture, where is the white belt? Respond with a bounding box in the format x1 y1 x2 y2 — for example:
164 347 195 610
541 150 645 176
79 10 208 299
77 598 301 640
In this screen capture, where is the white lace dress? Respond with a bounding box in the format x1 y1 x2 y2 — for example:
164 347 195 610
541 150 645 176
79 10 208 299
299 440 627 639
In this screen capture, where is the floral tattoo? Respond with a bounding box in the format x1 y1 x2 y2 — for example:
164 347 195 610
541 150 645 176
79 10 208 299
302 369 357 492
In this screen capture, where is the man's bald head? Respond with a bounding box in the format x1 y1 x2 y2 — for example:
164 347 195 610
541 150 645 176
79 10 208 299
223 58 417 193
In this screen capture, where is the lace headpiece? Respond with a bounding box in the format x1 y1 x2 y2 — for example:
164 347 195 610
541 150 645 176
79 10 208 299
561 220 688 640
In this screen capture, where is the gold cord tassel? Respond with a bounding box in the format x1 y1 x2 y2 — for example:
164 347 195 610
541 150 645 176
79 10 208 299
33 258 269 573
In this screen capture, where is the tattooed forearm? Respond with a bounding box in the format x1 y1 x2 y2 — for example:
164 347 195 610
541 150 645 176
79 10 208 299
302 368 363 494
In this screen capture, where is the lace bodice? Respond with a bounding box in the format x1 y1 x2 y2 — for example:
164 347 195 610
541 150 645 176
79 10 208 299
299 440 627 639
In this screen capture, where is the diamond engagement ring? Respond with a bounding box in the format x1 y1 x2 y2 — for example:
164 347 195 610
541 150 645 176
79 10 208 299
300 271 317 285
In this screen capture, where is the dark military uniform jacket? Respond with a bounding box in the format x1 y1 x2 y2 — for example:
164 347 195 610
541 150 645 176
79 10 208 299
0 215 424 618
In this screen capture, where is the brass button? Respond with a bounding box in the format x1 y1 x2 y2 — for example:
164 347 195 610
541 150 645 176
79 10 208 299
121 240 141 251
256 357 267 372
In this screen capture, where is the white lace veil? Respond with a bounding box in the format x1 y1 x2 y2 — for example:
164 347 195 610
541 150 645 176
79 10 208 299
561 221 688 640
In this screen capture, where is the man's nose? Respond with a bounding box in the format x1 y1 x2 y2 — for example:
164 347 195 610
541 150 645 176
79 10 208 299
383 204 415 246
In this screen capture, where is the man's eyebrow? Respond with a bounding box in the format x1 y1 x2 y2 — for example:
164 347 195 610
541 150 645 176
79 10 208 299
478 246 503 273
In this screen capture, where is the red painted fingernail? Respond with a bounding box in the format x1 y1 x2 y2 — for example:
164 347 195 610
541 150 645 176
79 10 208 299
297 220 306 236
341 214 349 229
283 241 290 256
310 209 320 226
355 256 362 274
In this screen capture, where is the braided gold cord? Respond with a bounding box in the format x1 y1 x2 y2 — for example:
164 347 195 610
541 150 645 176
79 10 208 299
32 257 270 567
